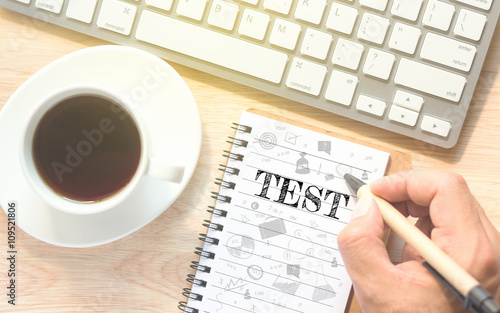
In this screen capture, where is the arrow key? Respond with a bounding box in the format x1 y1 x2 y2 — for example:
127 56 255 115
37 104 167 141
393 90 423 112
389 104 419 126
356 95 386 117
421 115 451 137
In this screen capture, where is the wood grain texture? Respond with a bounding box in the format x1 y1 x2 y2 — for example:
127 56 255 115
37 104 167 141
1 7 500 313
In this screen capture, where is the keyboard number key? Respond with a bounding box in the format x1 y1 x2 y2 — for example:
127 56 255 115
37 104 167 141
239 9 270 40
207 0 239 31
421 115 451 137
35 0 64 13
286 57 326 96
363 48 395 80
356 95 386 117
300 28 332 61
325 70 358 106
97 0 137 36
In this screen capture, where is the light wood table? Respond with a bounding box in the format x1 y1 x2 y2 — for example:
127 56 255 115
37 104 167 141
1 7 499 313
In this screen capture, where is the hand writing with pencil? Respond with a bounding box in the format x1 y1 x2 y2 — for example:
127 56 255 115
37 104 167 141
338 170 500 313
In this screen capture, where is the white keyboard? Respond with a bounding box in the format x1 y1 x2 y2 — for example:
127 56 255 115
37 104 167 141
2 0 499 147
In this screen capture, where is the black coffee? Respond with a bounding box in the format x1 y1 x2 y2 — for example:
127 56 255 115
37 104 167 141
32 95 142 203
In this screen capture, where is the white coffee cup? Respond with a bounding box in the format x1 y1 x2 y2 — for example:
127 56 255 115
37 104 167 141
19 84 185 215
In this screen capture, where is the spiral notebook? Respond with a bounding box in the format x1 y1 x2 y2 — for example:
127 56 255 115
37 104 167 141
180 110 412 313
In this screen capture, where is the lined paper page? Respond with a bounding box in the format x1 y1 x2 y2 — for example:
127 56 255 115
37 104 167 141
186 111 390 313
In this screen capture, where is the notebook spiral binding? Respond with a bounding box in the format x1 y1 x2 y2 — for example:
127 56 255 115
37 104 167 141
178 122 251 313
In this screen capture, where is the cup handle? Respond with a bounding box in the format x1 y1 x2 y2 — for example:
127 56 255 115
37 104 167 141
146 157 185 184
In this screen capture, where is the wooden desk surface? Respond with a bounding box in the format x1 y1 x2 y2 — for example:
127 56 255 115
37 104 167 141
1 7 499 313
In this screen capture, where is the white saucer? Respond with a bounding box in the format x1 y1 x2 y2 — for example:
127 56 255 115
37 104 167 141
0 45 202 247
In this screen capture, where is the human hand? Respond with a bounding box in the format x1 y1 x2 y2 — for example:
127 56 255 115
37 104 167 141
337 170 500 313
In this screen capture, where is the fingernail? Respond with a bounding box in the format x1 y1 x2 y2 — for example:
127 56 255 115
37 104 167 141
351 194 372 220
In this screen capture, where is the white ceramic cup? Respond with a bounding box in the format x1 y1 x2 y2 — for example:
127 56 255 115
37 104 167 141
19 84 185 215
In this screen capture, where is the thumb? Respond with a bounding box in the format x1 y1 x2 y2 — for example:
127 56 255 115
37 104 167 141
338 194 394 284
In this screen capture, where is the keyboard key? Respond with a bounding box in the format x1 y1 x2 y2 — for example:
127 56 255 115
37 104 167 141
325 70 358 106
363 48 395 80
390 0 423 21
176 0 208 21
453 9 487 42
240 0 259 4
421 115 451 137
394 58 466 102
286 57 326 96
294 0 326 25
66 0 97 23
389 105 419 126
136 10 288 84
356 95 386 117
207 0 239 31
96 0 137 36
360 0 388 11
332 38 364 70
239 9 270 40
357 13 390 45
326 3 358 35
15 0 30 3
393 90 423 112
270 19 301 50
300 28 332 61
35 0 64 13
422 0 455 31
420 32 476 72
145 0 174 11
263 0 293 15
388 22 421 55
455 0 492 10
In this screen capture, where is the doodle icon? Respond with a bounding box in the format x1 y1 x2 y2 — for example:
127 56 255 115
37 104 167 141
287 264 301 278
285 132 300 145
295 152 310 174
331 257 338 268
247 265 264 280
312 265 337 301
272 275 300 295
336 164 352 177
258 218 287 239
325 173 335 181
250 202 259 210
259 132 277 150
318 141 331 155
226 235 255 259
